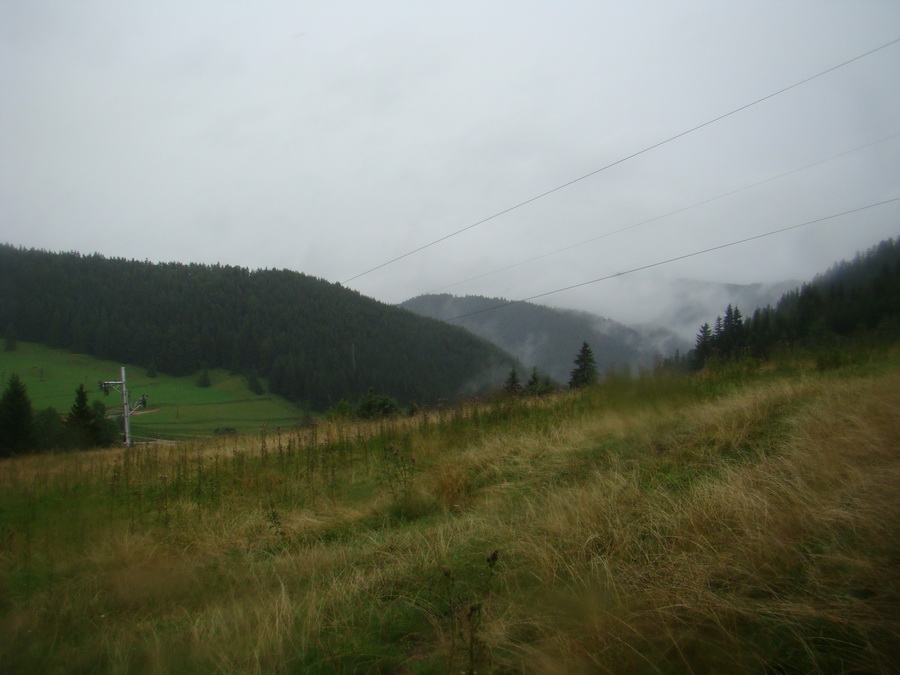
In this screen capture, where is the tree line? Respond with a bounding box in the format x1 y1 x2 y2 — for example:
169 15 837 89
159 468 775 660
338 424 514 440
675 238 899 370
0 246 517 410
0 374 119 456
503 341 598 396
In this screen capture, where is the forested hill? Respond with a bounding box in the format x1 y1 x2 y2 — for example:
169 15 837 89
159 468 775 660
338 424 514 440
399 294 685 383
683 238 900 370
0 245 517 410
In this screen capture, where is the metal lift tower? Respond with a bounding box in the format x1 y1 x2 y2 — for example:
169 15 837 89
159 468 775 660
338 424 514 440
99 367 146 447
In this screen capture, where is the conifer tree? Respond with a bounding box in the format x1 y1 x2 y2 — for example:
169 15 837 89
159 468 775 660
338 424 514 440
525 367 540 394
720 304 745 358
569 342 599 389
0 374 34 456
692 322 713 370
525 367 557 396
504 368 523 396
66 384 102 449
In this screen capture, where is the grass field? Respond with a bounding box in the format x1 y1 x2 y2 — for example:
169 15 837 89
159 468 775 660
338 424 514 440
0 342 306 439
1 347 898 673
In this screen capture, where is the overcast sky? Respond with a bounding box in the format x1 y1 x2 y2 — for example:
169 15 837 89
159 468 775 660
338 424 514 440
2 1 899 324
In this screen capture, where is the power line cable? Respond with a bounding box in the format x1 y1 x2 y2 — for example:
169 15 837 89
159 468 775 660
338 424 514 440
444 196 900 322
342 37 900 285
429 132 900 293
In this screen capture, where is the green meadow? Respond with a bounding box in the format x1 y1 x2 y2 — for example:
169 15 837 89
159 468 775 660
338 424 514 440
0 342 305 439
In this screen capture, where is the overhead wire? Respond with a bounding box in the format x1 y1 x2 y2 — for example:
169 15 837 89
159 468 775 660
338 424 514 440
341 36 900 285
428 133 900 294
443 196 900 322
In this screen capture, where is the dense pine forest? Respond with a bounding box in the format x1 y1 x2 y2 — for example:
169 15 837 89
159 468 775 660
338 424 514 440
680 238 900 369
0 245 517 410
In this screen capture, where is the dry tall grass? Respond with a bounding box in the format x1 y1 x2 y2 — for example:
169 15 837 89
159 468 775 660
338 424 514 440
1 364 898 673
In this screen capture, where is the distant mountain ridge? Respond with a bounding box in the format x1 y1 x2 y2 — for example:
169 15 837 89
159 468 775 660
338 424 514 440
0 245 517 410
399 294 685 383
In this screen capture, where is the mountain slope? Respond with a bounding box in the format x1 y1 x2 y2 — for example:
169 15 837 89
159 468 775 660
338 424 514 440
0 245 516 409
399 294 684 383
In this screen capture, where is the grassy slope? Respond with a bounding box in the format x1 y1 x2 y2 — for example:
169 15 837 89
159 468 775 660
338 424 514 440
0 342 305 438
1 349 898 673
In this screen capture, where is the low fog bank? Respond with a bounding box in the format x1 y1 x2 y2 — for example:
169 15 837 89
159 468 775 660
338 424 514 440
399 293 685 383
557 275 800 345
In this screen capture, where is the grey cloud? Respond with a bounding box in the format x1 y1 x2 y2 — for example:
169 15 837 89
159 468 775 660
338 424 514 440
1 1 898 327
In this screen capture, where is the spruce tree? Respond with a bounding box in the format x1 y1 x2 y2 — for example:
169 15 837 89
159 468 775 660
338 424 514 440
0 374 34 456
720 304 744 358
504 368 523 396
525 367 540 394
569 342 599 389
66 384 102 449
692 323 713 370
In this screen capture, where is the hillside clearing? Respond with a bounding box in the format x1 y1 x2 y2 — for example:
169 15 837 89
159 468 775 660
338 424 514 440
0 341 305 439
